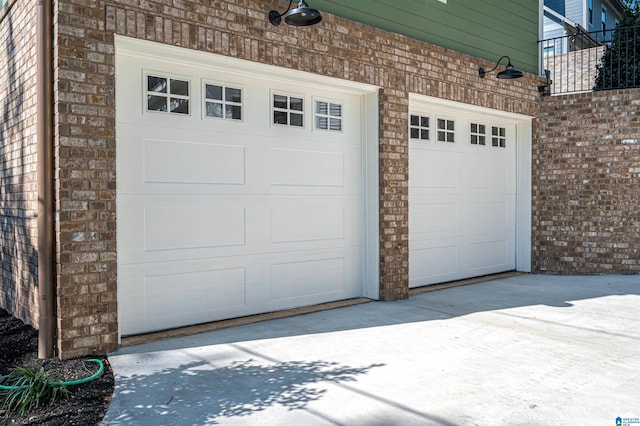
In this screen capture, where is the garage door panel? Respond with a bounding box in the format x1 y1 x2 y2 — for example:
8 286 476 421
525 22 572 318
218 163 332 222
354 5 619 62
271 203 344 243
144 206 246 251
409 245 459 285
270 257 346 302
467 239 512 272
409 200 458 236
409 150 458 189
143 139 246 185
143 267 247 320
270 148 344 187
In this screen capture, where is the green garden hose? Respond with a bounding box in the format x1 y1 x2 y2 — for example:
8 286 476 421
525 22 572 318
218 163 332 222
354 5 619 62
0 358 104 390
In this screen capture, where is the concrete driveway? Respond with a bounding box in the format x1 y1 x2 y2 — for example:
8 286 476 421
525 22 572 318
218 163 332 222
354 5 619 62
103 274 640 425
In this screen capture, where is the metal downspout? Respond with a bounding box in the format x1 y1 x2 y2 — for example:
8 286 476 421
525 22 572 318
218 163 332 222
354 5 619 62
36 0 55 359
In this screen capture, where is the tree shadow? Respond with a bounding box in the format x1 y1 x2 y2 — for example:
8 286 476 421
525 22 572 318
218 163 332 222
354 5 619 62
0 5 38 323
104 357 383 425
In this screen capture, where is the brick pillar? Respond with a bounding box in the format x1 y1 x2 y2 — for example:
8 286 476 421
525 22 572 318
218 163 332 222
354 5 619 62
378 88 409 300
55 0 118 359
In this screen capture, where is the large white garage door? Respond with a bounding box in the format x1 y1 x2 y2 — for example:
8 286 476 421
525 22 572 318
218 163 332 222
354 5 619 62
409 101 518 287
116 38 372 335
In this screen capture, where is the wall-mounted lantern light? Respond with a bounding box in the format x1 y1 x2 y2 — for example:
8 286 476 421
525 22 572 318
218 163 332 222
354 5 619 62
268 0 323 26
478 56 523 79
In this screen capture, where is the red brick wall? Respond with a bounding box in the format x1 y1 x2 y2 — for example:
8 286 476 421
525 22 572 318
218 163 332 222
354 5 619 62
534 89 640 273
0 1 39 327
49 0 539 357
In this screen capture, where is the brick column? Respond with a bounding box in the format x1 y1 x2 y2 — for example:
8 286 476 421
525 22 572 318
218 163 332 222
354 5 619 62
378 88 409 300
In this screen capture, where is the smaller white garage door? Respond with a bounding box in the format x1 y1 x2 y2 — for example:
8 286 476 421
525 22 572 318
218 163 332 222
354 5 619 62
409 102 518 287
115 37 378 336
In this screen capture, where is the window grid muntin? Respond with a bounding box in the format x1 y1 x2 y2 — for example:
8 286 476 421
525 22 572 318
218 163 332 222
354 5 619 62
492 126 506 148
204 83 243 120
315 100 343 131
437 118 455 143
410 114 430 140
470 123 486 145
273 93 304 127
146 75 190 115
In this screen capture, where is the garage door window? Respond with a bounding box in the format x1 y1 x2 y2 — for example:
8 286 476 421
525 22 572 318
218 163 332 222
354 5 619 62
470 123 486 145
204 83 242 120
273 93 304 127
437 119 455 142
492 126 506 148
410 114 430 140
146 75 190 115
315 100 342 131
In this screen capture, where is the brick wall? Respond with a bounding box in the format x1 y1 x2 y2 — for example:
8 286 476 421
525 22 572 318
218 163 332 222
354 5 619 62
49 0 539 357
0 1 39 327
543 46 605 94
534 88 640 273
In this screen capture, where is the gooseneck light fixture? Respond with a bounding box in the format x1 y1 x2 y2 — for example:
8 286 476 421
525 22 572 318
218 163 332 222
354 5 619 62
478 56 523 79
268 0 323 26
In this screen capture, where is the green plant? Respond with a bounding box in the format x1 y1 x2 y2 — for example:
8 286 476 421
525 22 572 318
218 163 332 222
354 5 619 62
0 366 69 416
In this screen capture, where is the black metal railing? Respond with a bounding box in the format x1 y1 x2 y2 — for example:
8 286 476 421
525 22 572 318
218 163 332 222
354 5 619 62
539 25 640 95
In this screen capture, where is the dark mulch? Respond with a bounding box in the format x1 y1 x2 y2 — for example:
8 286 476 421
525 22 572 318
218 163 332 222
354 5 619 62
0 308 114 425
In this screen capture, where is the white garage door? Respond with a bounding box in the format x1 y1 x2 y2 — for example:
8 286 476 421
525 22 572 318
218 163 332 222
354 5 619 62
115 39 372 335
409 102 517 287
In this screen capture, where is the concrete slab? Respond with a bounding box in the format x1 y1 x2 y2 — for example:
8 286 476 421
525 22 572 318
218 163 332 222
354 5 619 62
103 274 640 425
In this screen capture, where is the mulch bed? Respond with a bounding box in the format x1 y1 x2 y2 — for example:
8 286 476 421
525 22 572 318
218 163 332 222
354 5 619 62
0 308 114 425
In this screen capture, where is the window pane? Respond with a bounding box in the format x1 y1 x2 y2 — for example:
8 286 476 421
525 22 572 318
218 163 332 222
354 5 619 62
317 101 328 115
471 123 477 133
170 79 189 96
492 127 498 136
329 118 342 131
170 98 189 114
492 138 499 147
226 105 242 120
447 120 454 131
420 129 429 140
471 135 477 144
500 128 505 137
290 97 303 111
479 136 485 145
421 116 429 127
225 87 242 103
274 111 288 125
438 119 445 130
290 113 303 127
447 132 454 142
479 124 485 133
147 76 167 93
329 103 342 117
274 95 288 109
317 116 328 130
500 140 506 148
206 85 223 100
410 115 419 126
438 131 445 142
147 95 167 111
206 102 223 118
410 128 419 139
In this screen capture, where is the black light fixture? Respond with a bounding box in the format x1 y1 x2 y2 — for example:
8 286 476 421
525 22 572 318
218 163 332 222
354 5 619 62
269 0 322 26
478 56 523 79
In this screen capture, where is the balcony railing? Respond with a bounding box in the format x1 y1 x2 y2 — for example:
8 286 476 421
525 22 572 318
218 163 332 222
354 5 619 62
539 25 640 95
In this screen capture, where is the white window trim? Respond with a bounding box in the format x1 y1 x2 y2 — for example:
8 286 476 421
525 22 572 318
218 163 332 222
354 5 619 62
201 79 245 122
143 70 192 117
